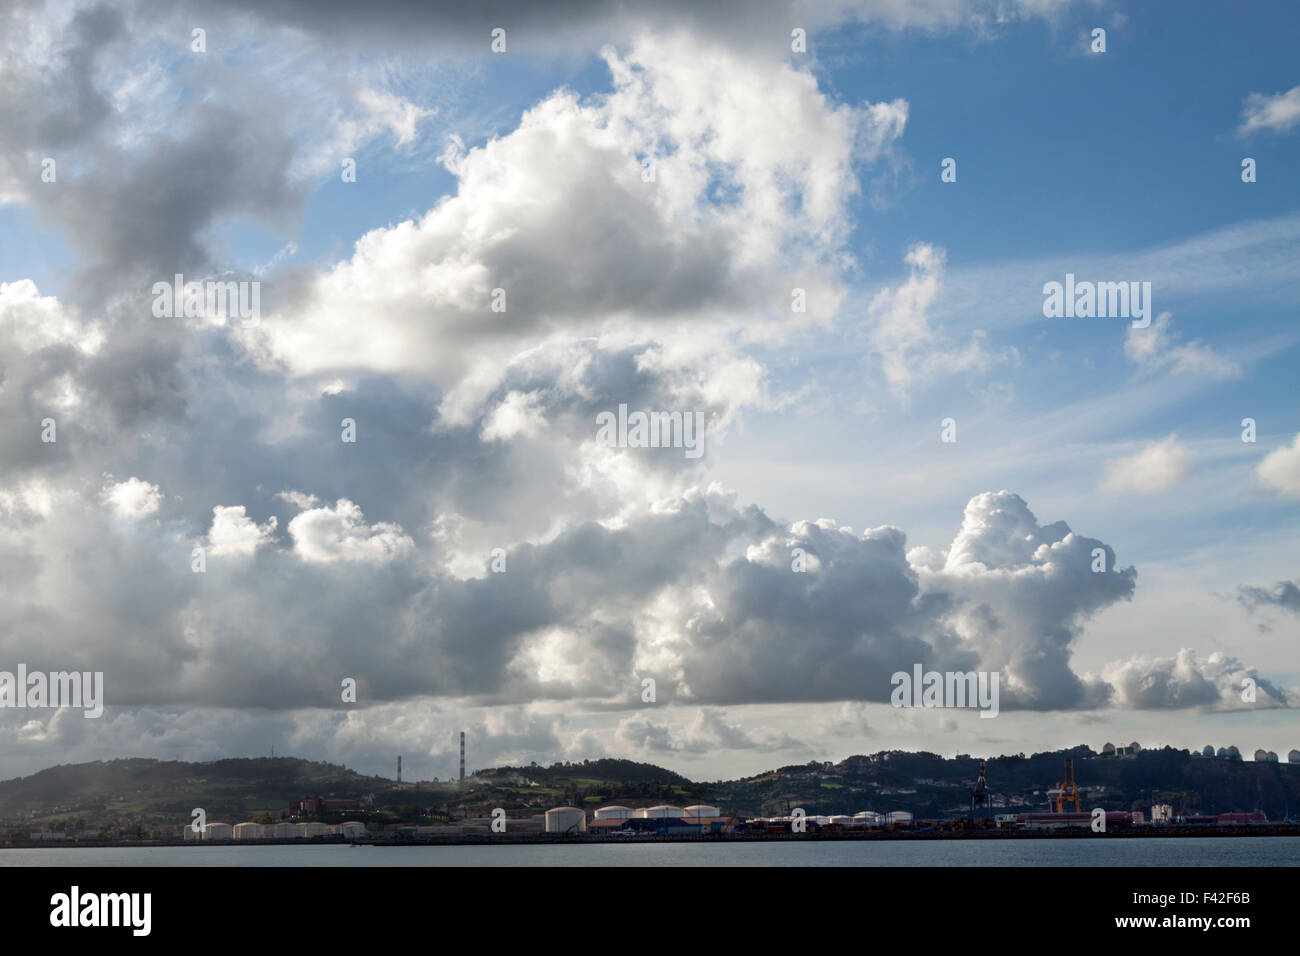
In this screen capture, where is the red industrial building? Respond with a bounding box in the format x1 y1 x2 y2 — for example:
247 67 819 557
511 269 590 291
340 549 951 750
290 795 361 817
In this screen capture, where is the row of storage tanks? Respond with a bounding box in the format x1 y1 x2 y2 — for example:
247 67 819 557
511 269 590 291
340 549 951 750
185 821 368 841
544 805 912 831
544 804 722 832
748 811 910 827
1202 746 1300 762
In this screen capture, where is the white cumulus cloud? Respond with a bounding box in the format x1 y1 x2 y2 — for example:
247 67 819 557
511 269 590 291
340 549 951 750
99 476 161 519
1238 85 1300 136
1257 431 1300 497
287 498 413 563
1101 435 1191 493
206 506 278 556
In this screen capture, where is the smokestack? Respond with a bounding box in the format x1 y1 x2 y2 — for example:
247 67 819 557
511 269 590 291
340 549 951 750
460 732 465 782
397 755 402 784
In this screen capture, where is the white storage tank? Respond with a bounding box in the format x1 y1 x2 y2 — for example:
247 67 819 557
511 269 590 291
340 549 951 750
233 822 264 840
683 805 720 818
827 815 852 826
545 807 587 833
202 822 232 841
183 825 200 841
268 822 297 839
852 811 882 826
296 822 328 837
339 821 367 839
636 805 684 819
593 805 634 820
885 811 913 825
1290 749 1300 764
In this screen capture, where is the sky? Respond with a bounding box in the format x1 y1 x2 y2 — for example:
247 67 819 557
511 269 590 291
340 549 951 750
0 0 1298 783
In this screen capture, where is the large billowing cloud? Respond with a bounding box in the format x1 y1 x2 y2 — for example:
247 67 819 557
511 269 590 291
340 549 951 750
7 465 1281 718
1103 649 1289 710
914 492 1135 710
248 30 902 432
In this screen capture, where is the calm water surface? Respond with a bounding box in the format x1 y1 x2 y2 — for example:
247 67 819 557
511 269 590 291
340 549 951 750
0 837 1295 866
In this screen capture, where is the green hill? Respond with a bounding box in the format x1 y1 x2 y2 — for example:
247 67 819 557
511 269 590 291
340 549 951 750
1 747 1296 834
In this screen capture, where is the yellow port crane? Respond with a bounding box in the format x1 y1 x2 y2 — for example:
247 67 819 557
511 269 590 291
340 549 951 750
1054 758 1081 813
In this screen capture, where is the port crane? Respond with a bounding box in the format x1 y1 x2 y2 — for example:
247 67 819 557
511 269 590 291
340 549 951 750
1053 758 1081 813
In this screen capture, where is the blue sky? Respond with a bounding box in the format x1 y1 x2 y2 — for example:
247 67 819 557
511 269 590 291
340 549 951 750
0 0 1297 781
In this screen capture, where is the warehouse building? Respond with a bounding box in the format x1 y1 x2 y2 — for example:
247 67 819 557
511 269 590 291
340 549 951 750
1016 812 1131 830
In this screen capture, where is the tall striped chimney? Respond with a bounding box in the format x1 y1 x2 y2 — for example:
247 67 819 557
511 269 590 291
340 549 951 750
459 732 465 782
397 754 401 784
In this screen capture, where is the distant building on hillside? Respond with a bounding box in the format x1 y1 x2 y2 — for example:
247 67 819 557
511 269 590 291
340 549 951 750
290 794 360 817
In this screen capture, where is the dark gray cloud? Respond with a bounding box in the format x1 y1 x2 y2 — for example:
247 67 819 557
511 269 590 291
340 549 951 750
146 0 1071 54
1238 580 1300 616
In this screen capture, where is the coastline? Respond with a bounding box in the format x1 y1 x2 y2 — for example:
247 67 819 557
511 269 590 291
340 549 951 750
5 823 1297 850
